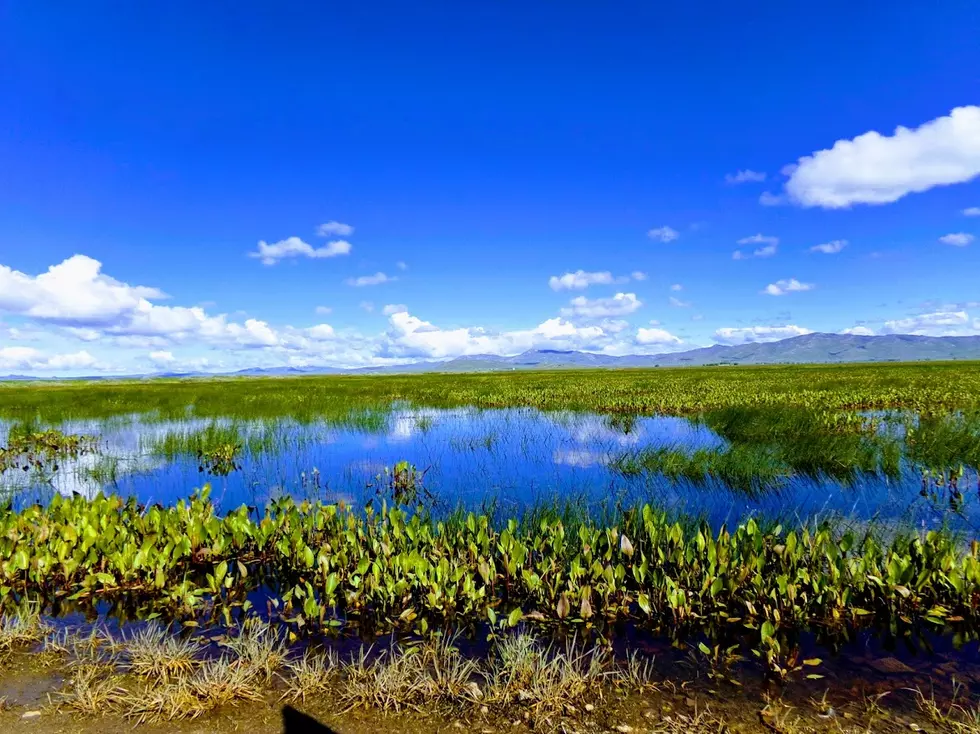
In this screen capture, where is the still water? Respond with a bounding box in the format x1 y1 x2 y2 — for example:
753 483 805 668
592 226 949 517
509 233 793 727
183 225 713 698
2 405 977 533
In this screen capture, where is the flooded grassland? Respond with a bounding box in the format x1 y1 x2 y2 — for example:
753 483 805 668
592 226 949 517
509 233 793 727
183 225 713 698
1 364 979 731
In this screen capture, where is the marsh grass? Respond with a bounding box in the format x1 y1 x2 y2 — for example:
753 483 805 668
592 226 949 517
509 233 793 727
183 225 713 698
279 648 339 703
0 602 49 653
220 618 289 682
124 622 201 682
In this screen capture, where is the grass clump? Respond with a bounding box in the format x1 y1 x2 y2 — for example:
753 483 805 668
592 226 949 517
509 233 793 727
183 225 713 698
0 602 49 653
341 636 481 713
279 648 339 703
124 622 201 682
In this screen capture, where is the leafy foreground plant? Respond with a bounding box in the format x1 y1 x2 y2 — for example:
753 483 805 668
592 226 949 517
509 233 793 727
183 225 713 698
1 488 978 680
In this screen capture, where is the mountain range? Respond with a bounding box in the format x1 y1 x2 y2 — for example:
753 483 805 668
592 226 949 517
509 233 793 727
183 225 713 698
4 333 980 382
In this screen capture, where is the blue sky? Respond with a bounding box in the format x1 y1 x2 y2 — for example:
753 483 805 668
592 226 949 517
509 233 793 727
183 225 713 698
1 1 979 374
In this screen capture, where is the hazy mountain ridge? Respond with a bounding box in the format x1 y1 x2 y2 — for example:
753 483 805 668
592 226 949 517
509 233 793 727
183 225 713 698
5 333 980 381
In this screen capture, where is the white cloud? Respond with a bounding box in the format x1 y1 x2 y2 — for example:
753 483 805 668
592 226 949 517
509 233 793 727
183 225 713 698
560 293 642 319
359 301 375 313
753 244 777 258
396 261 408 271
810 239 848 254
306 324 336 340
315 305 332 315
725 169 766 184
549 270 616 291
714 325 813 345
0 346 101 372
548 270 647 290
647 226 679 243
346 272 395 287
737 234 779 246
385 311 615 360
149 350 175 365
782 106 980 208
250 236 352 265
939 232 974 246
759 191 784 206
0 255 166 326
670 284 683 291
964 207 980 217
383 304 407 315
668 296 691 308
763 279 814 296
841 326 875 336
636 326 682 346
880 310 976 336
316 221 354 237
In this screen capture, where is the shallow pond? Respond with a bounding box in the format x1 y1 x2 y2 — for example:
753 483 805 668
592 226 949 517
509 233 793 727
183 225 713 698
2 405 978 534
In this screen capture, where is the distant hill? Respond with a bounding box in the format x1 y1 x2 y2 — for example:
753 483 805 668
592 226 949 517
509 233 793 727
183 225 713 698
4 334 980 382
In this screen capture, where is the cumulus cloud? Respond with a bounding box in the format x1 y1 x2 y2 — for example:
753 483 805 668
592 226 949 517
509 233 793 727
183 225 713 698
383 304 408 315
647 226 679 243
636 326 682 345
841 326 875 336
316 221 354 237
713 325 814 345
880 310 976 336
964 207 980 217
250 236 352 265
149 350 175 365
549 270 616 291
762 279 814 296
939 233 975 246
560 293 642 319
384 311 613 360
0 346 101 372
810 239 848 254
548 270 644 290
725 169 766 184
346 272 395 287
0 255 166 326
781 106 980 208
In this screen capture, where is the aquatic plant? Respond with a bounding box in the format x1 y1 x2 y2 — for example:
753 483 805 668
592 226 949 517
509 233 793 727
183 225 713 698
0 488 977 684
0 425 97 474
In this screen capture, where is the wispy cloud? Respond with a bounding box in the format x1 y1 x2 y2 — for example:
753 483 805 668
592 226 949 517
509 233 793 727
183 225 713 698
316 221 354 237
714 325 813 345
346 272 396 287
964 207 980 217
382 304 407 315
549 270 646 291
670 283 683 292
314 305 332 315
725 169 766 184
733 234 778 260
939 233 975 246
762 278 814 296
809 239 848 254
668 296 692 308
250 236 351 265
647 226 679 243
560 293 642 319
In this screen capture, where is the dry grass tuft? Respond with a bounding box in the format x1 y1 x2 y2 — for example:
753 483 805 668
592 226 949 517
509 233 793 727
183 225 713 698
0 602 50 653
220 618 288 682
124 622 201 683
279 648 339 703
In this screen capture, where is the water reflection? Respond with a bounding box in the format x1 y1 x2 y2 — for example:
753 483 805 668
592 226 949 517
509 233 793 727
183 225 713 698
1 406 977 533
